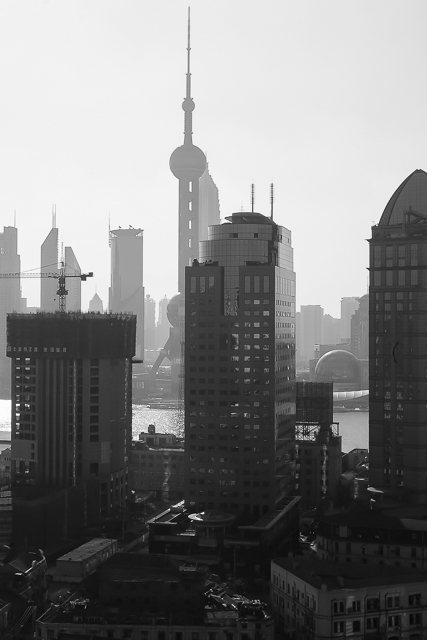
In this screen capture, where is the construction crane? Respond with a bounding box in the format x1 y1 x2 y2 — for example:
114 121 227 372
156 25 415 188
0 261 94 313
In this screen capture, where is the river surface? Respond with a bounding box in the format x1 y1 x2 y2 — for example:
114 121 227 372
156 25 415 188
0 400 368 454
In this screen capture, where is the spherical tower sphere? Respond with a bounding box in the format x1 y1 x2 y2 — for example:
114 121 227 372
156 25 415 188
167 293 185 328
169 144 206 179
315 350 361 384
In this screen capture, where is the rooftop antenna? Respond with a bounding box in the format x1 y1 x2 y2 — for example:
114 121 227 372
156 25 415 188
13 210 16 227
251 184 255 213
270 183 274 220
52 204 57 229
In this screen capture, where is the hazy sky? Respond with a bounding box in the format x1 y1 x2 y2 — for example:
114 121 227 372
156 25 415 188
1 0 427 317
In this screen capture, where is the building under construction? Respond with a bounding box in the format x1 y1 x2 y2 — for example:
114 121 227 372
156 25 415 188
7 312 136 549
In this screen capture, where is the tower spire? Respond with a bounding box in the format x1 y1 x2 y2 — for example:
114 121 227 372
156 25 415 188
183 6 194 145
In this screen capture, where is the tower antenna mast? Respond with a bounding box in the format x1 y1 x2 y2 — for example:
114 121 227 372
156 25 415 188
251 184 255 213
270 183 274 220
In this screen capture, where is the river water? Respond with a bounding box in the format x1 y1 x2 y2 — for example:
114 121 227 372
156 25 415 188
0 400 368 454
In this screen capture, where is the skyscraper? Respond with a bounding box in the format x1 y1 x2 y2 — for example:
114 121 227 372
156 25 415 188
340 296 359 342
184 210 296 520
0 226 22 396
109 228 144 358
369 168 427 505
40 225 59 312
64 246 81 312
296 305 323 366
7 312 136 548
199 163 220 243
144 294 156 353
169 9 207 294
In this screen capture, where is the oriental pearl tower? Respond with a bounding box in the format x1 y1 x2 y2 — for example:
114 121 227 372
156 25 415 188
170 8 206 294
146 9 209 399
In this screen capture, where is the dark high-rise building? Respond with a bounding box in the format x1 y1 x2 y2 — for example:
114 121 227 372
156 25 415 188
109 228 144 359
369 168 427 505
184 211 296 520
7 312 136 547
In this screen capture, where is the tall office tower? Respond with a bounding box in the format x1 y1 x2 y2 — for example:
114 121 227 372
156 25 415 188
156 296 171 350
296 305 323 366
199 164 220 243
351 293 368 359
0 226 22 396
40 225 59 311
109 228 144 359
184 211 296 520
169 10 207 294
89 293 104 313
144 294 156 352
369 168 427 505
340 296 359 342
7 312 136 548
64 246 81 311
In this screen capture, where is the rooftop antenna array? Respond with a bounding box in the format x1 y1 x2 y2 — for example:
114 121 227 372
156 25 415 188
52 204 57 230
251 184 255 213
270 183 274 220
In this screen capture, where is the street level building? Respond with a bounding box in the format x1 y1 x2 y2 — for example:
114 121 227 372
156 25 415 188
185 210 296 519
369 168 427 504
7 312 136 549
272 554 427 639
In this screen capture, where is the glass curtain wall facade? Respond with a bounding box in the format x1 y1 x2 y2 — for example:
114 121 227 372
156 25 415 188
185 211 296 521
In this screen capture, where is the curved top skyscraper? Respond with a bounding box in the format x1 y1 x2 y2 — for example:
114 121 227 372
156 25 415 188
169 9 207 294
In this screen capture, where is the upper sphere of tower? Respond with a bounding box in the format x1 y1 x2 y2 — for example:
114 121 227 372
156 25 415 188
170 144 206 179
182 97 195 112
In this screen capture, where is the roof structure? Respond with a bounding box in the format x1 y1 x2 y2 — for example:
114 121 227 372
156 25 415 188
379 168 427 226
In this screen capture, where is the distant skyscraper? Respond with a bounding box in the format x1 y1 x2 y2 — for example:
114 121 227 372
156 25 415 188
351 293 368 359
169 10 207 294
322 314 341 346
0 226 22 396
296 305 323 366
109 228 144 358
340 296 359 342
184 211 296 520
199 163 220 242
7 312 136 548
40 225 59 312
89 293 104 313
369 169 427 504
64 246 81 311
144 294 156 353
156 296 171 350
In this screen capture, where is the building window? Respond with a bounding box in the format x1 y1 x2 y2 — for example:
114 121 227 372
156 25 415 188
367 617 379 630
333 621 344 634
190 277 197 293
388 615 401 628
409 593 421 606
409 612 421 625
